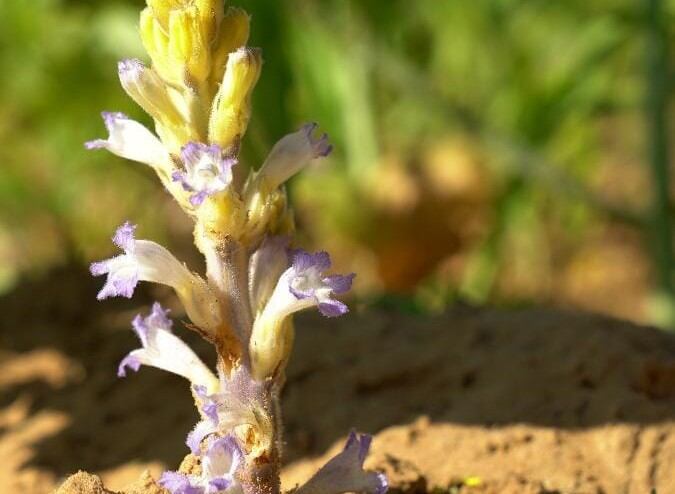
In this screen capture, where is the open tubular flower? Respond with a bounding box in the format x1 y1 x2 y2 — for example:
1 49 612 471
86 112 172 172
296 432 388 494
85 1 386 493
160 435 243 494
249 249 354 379
256 123 332 191
118 303 218 392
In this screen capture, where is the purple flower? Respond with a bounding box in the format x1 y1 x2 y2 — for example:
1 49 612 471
283 249 355 318
85 112 170 168
257 123 332 189
90 222 140 299
117 303 217 390
296 431 388 494
160 435 243 494
172 142 237 206
90 221 207 302
186 368 267 455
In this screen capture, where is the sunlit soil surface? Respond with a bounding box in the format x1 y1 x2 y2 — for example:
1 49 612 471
0 268 673 493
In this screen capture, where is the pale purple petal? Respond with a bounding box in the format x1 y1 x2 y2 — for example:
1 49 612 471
112 221 136 252
159 471 203 494
189 190 210 207
323 273 355 294
292 250 331 272
131 302 172 344
145 302 173 330
84 139 107 150
203 435 244 477
206 477 231 494
86 112 127 151
186 420 217 455
301 122 333 158
318 300 349 318
118 58 143 84
90 257 139 300
193 385 219 423
117 353 141 377
296 431 387 494
90 222 140 300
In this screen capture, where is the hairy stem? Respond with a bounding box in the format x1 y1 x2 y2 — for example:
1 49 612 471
203 237 254 346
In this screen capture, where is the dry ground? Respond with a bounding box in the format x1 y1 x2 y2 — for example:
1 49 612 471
0 268 673 493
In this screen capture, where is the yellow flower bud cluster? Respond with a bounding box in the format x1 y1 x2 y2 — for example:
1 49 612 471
129 0 259 156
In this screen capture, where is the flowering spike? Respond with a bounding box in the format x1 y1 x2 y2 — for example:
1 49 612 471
82 1 384 492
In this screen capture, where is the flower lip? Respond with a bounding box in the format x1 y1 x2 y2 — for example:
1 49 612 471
301 122 333 158
84 112 171 169
285 249 355 317
117 58 144 81
116 302 217 388
172 142 237 206
89 221 139 300
295 430 388 494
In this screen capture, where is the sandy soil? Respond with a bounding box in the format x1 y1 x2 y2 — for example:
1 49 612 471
1 268 674 494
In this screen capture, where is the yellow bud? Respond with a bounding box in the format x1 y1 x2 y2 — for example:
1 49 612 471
147 0 173 28
118 60 182 127
209 8 251 90
242 185 293 246
168 7 210 83
140 8 175 85
196 0 225 41
250 317 294 380
208 47 261 150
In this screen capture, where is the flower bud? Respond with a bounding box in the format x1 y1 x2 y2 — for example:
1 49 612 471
168 6 211 83
208 47 262 151
118 59 182 127
209 8 251 91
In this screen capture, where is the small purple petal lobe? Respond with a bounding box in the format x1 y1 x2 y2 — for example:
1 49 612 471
89 260 108 276
95 271 139 300
118 58 144 81
113 221 136 252
85 139 107 150
291 249 331 272
147 302 172 330
324 273 355 294
207 477 231 493
301 122 333 158
101 111 128 131
318 300 349 318
117 354 141 377
186 420 217 455
159 471 201 494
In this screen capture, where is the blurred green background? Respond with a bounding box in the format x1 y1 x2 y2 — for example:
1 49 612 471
2 0 675 327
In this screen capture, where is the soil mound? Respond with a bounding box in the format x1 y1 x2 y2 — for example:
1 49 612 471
0 269 673 493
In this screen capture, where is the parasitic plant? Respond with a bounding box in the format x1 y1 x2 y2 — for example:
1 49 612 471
86 1 387 494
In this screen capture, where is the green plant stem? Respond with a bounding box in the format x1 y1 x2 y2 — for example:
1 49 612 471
645 0 674 321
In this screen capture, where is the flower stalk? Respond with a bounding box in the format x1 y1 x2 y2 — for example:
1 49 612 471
86 1 387 493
